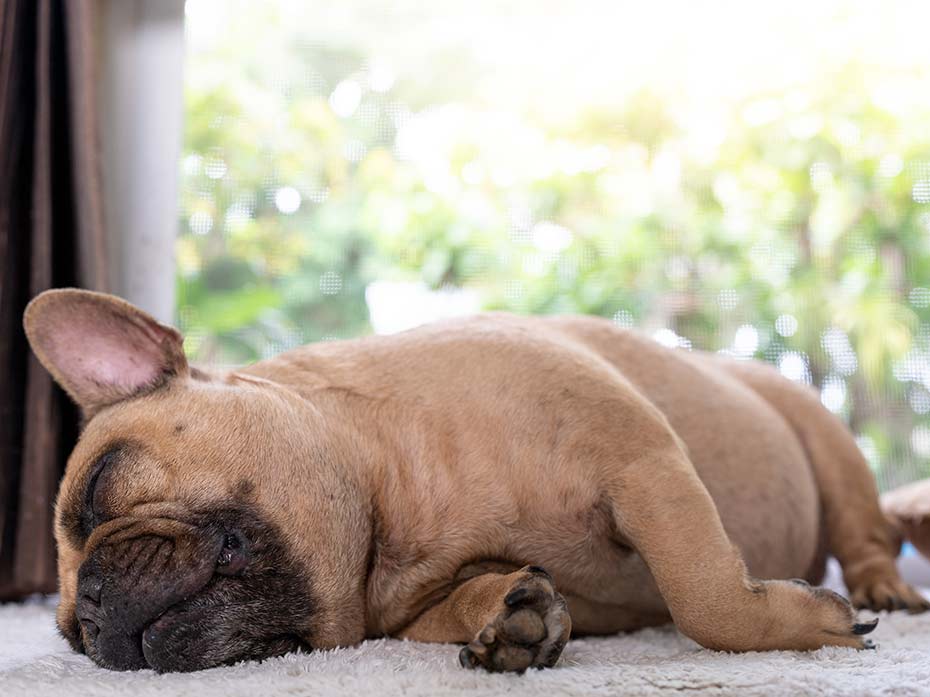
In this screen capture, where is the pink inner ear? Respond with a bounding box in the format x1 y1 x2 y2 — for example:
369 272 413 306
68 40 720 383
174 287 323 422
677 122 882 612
48 312 169 397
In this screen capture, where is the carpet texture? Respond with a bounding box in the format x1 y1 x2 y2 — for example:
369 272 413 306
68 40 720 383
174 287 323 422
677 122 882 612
2 561 930 697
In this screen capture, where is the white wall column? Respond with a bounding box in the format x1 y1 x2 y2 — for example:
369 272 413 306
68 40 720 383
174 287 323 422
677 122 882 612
97 0 185 323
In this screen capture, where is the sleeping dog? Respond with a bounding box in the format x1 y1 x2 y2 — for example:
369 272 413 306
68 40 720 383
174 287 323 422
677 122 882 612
23 289 928 672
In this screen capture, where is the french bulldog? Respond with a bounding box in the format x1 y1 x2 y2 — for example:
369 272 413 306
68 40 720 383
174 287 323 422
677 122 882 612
22 289 929 673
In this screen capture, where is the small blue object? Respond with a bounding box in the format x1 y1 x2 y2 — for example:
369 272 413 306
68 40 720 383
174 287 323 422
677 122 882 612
902 542 917 557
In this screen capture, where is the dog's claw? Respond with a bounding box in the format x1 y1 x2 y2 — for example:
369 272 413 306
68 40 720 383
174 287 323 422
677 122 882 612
526 565 552 579
459 646 479 668
852 618 879 635
862 638 877 650
504 588 529 607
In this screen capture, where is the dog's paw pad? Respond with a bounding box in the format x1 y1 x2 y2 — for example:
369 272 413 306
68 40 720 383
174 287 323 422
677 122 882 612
459 566 570 673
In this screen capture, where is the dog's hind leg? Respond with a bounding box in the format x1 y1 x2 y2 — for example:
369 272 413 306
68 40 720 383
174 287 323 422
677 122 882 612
598 433 880 652
722 359 929 613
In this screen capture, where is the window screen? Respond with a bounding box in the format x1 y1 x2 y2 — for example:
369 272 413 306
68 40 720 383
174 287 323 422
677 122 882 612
178 0 930 490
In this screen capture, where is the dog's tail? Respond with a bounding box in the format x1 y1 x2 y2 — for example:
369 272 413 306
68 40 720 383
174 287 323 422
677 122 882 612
719 358 929 610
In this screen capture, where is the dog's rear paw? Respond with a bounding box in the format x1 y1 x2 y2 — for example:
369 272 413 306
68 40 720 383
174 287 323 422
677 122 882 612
849 576 930 614
458 566 571 673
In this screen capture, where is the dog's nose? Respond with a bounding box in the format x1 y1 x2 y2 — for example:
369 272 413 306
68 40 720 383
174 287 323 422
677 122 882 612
80 619 100 640
75 572 106 641
81 573 103 604
75 571 102 622
75 569 147 668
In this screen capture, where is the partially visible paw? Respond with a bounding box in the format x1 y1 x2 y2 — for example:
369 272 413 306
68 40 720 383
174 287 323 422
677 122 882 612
849 575 930 614
458 566 571 673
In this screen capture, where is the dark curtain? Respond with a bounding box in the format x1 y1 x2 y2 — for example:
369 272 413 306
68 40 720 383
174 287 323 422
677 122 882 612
0 0 107 600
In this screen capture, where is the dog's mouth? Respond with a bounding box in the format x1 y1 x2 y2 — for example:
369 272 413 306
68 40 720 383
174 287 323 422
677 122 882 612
136 581 233 671
140 605 198 660
139 532 285 672
138 598 309 672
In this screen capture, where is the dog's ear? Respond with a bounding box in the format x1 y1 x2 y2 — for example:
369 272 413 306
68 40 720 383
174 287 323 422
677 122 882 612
23 289 189 416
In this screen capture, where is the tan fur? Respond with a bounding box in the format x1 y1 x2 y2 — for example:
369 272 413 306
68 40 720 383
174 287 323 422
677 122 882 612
883 479 930 562
24 290 928 671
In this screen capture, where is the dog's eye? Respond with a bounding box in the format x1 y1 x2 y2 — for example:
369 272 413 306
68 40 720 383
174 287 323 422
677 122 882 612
80 448 122 536
221 533 240 552
216 531 248 575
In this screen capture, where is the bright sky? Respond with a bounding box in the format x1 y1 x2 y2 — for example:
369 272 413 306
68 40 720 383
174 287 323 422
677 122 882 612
186 0 930 116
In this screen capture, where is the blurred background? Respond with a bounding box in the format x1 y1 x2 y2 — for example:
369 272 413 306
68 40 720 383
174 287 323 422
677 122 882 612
6 0 930 601
177 0 930 491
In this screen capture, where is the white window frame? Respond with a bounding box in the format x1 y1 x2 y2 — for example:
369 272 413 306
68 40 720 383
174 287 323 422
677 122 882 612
97 0 185 323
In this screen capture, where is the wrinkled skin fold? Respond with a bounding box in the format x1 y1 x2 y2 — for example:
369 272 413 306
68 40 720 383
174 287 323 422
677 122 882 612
66 503 315 672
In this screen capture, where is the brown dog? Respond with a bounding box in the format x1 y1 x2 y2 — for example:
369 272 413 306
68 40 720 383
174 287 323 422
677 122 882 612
22 289 929 673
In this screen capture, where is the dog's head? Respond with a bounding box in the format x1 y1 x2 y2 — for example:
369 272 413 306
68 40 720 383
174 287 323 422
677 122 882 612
24 290 369 671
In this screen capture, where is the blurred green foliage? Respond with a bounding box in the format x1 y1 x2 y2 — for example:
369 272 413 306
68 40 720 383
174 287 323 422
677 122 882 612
177 4 930 488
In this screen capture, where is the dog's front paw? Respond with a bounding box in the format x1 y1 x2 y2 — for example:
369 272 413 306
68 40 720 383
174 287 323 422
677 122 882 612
458 566 571 673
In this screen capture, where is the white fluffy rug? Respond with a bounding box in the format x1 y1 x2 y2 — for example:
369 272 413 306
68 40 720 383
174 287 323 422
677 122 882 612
2 561 930 697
